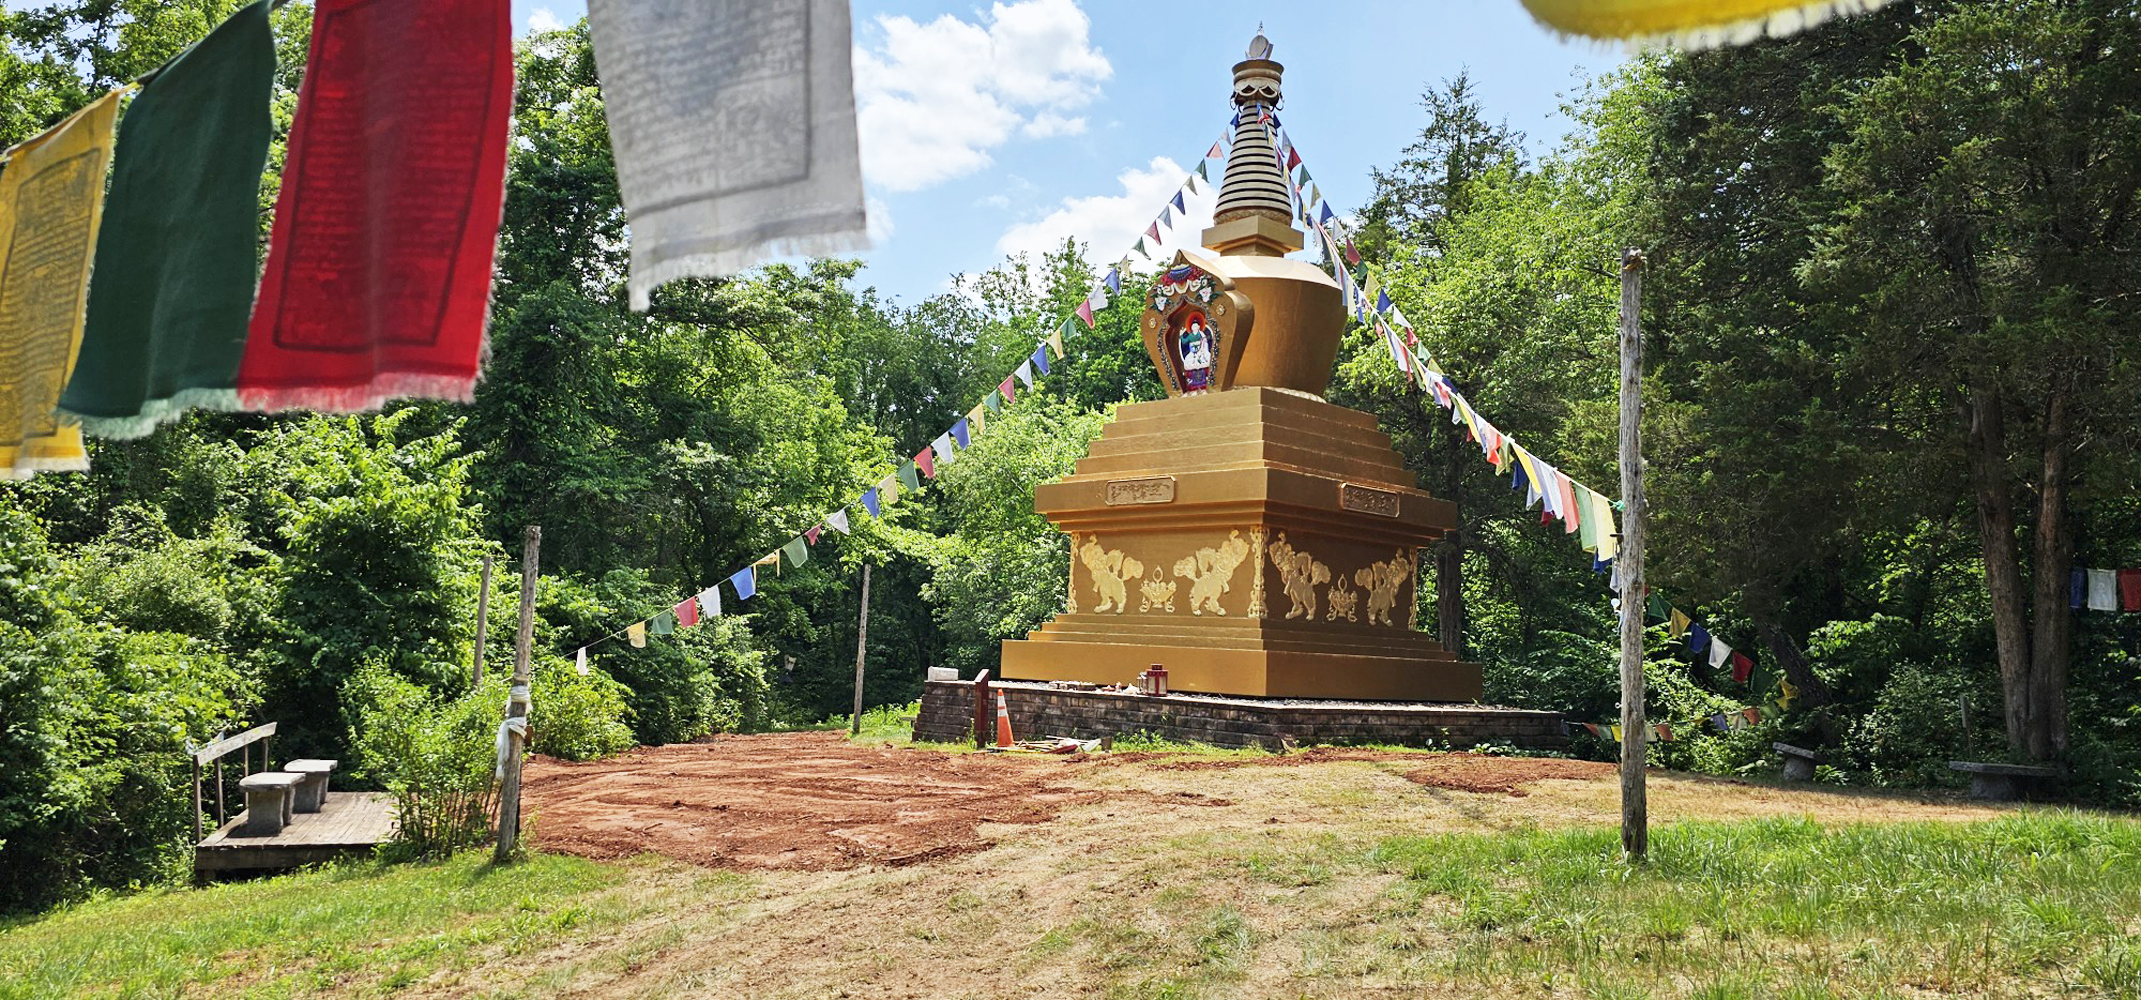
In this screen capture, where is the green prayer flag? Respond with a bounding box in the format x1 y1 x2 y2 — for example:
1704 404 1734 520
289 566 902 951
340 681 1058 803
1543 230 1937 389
1646 593 1670 622
1578 496 1599 551
1296 165 1310 185
983 391 1002 413
1195 161 1209 181
781 536 808 568
650 610 675 635
1135 237 1148 256
898 459 921 492
59 0 275 438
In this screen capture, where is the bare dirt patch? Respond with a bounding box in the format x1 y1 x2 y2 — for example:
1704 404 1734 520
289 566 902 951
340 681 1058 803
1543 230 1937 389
1401 753 1615 795
523 733 1100 871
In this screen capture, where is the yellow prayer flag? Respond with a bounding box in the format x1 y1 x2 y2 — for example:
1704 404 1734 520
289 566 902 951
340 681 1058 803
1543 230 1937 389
967 404 987 438
1046 328 1065 360
1778 678 1800 710
877 473 900 506
1591 490 1620 562
1516 0 1892 50
1609 724 1622 742
0 89 123 480
627 621 646 648
1669 609 1691 639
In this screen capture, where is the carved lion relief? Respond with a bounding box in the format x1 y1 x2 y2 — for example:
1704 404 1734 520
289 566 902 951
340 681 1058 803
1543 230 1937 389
1173 529 1252 616
1077 536 1143 614
1267 532 1331 620
1356 549 1414 627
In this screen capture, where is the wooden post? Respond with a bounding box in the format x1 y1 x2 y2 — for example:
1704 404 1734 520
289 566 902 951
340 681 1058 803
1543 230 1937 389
1616 248 1649 861
472 556 494 688
193 759 203 843
972 670 992 750
494 526 540 863
849 564 873 736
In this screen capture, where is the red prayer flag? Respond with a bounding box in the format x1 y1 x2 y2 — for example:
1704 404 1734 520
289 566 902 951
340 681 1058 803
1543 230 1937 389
1730 651 1754 684
237 0 513 411
1076 299 1095 328
1741 707 1761 724
673 597 698 628
805 525 822 545
914 446 935 478
999 375 1016 405
1206 140 1222 158
1144 221 1161 243
2121 569 2141 611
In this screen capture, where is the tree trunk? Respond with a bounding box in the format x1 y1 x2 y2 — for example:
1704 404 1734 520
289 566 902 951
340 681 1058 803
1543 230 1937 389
1961 387 2034 755
2024 388 2073 759
1758 621 1832 710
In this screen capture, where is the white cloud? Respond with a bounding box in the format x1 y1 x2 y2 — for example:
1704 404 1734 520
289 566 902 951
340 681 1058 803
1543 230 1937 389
526 7 563 33
995 156 1217 268
854 0 1111 192
1020 112 1087 139
866 196 895 245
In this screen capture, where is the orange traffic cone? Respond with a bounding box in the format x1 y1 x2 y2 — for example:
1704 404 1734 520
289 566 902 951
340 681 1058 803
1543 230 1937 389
995 691 1014 748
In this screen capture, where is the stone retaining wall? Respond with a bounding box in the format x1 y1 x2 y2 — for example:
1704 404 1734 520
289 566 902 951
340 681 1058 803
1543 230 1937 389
913 679 1566 751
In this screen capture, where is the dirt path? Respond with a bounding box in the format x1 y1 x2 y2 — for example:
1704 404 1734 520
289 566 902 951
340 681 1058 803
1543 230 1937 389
524 733 1101 870
526 735 2006 875
466 735 2044 999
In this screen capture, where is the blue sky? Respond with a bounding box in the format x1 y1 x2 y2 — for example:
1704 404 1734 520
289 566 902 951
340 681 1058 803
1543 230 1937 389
511 1 1624 305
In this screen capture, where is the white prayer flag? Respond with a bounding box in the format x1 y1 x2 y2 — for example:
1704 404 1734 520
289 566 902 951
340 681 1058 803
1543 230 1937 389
2088 568 2118 611
575 647 589 675
698 585 722 618
589 0 869 310
1013 360 1035 388
931 433 956 467
826 508 850 534
1709 640 1733 670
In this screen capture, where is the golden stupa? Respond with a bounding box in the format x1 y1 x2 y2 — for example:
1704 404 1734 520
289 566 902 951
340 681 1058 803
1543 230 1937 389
998 36 1482 701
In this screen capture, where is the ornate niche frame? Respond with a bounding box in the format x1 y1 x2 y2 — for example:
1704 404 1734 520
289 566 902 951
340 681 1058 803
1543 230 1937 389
1140 253 1255 397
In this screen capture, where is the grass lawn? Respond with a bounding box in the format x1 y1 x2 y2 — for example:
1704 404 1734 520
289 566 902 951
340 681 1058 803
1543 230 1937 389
1 745 2136 998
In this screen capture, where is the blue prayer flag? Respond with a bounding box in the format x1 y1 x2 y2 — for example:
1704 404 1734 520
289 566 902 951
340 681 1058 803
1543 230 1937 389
950 419 970 449
2071 569 2085 609
1511 456 1530 497
1688 623 1712 658
1319 203 1335 223
859 488 880 518
729 566 757 601
1171 191 1185 214
1377 290 1393 314
1105 269 1120 294
1030 344 1050 376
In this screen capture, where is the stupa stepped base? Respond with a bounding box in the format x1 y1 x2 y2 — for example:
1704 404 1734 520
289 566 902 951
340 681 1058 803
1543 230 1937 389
913 679 1565 751
1001 612 1480 701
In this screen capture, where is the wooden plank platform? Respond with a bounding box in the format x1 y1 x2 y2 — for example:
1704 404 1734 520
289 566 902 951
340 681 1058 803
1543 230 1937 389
195 791 396 872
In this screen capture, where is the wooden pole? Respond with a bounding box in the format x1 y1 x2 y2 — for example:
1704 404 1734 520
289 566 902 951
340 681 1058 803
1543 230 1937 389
1616 248 1649 861
472 556 494 688
494 526 539 863
850 564 873 736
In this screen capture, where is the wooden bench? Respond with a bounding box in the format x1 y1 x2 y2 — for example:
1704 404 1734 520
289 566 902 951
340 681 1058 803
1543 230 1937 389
237 772 304 836
1774 743 1823 782
284 759 338 813
1949 761 2062 801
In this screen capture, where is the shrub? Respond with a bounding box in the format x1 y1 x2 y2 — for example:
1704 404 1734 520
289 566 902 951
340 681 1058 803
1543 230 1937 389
529 654 636 760
344 663 502 860
0 507 251 913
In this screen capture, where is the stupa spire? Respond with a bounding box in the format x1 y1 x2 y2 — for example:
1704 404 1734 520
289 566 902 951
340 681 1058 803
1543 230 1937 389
1202 33 1306 258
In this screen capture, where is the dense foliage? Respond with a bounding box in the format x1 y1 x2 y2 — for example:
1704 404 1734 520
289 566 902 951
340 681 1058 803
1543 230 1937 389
1 0 2135 913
